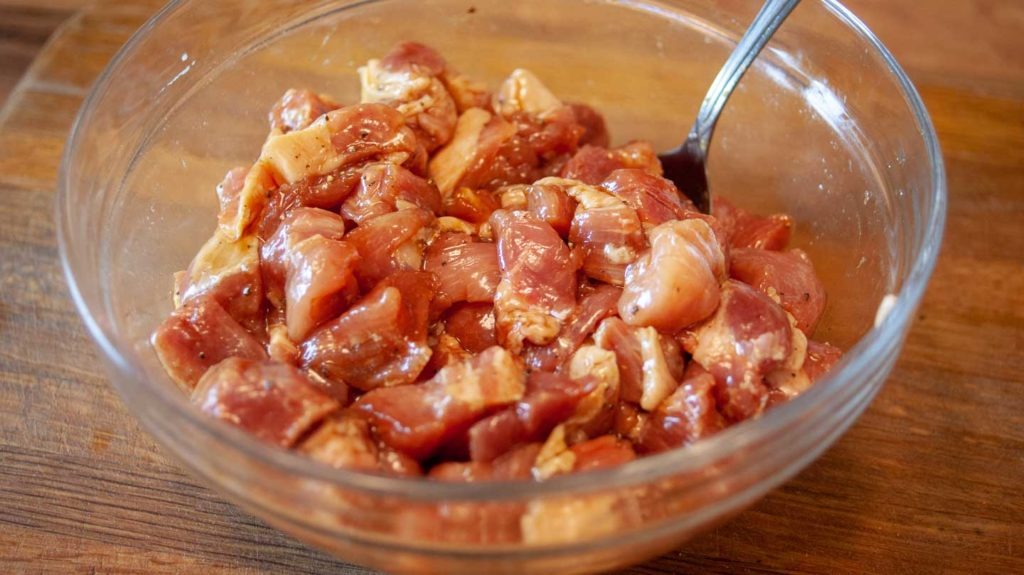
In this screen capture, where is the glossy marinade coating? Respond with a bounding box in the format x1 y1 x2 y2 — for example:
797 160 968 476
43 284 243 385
152 41 841 483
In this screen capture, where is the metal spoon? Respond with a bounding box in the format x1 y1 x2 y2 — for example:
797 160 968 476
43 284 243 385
658 0 801 213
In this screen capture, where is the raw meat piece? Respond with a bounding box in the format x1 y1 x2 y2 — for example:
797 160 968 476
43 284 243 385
192 357 339 447
619 219 726 333
300 271 435 391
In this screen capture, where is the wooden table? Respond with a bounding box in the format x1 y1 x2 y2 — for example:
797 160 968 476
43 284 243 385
1 1 1022 573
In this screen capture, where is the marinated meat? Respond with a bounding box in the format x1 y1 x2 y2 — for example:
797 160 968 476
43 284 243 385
226 103 419 240
214 167 249 236
467 372 589 462
600 169 694 226
526 180 576 238
300 271 435 391
532 427 637 479
712 197 793 251
429 443 542 482
299 412 422 476
560 142 662 185
491 210 577 352
340 163 442 224
283 234 361 342
261 207 348 307
688 280 794 422
803 340 844 382
266 323 300 366
594 317 685 410
425 233 501 314
269 88 340 134
444 303 499 354
442 186 501 224
570 435 637 472
557 178 646 285
343 207 435 290
153 296 268 391
619 218 726 333
177 231 264 334
355 346 526 460
254 166 364 239
567 103 610 148
730 247 827 334
154 42 843 482
429 108 509 196
495 68 563 119
192 357 339 447
564 345 621 441
523 283 621 372
430 69 585 196
636 372 725 453
360 44 458 153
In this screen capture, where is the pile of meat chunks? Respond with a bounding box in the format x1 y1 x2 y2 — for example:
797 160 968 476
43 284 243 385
153 42 841 482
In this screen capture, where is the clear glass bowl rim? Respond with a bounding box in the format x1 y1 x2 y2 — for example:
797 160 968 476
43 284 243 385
56 0 947 502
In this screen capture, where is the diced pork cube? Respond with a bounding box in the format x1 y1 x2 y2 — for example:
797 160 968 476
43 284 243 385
260 207 348 308
618 218 726 333
564 345 621 441
526 180 576 238
688 280 794 421
566 103 610 148
560 141 661 184
225 103 419 239
269 88 341 133
444 303 499 354
152 296 268 391
283 235 361 341
343 207 435 290
340 163 442 224
523 284 621 372
425 233 501 314
712 197 793 251
570 435 637 473
300 271 435 391
730 247 827 334
803 340 843 383
355 346 526 460
490 210 577 352
594 317 685 410
600 168 694 226
467 372 589 462
177 231 264 334
299 412 422 476
360 45 458 152
636 372 725 453
192 357 339 447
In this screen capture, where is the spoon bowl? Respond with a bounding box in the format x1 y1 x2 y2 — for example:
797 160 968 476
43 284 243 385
659 0 802 212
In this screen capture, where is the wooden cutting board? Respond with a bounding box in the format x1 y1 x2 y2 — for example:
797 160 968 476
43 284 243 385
1 0 1021 573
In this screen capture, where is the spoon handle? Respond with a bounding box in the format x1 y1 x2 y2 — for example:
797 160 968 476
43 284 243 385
690 0 801 152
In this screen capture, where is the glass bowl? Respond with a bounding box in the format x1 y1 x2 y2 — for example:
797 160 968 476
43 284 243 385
57 0 945 573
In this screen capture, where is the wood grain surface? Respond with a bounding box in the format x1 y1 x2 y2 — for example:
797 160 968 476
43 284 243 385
1 0 1022 573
